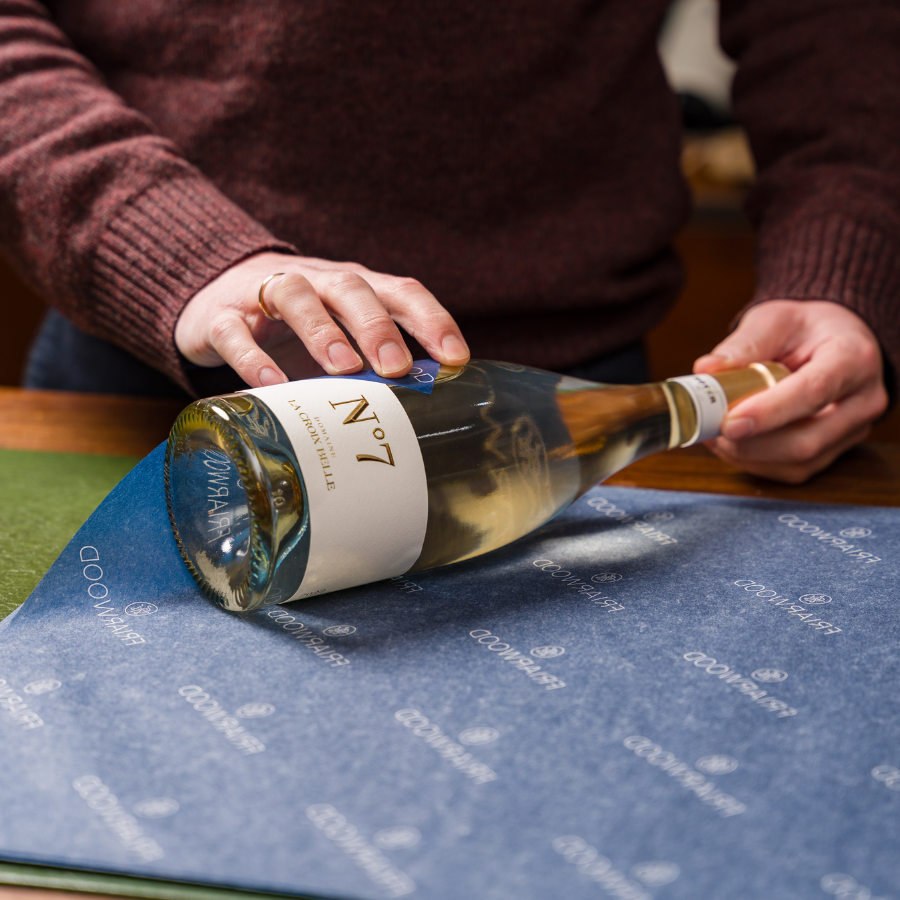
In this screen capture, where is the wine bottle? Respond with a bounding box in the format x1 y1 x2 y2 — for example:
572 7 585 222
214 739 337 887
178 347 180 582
165 359 787 612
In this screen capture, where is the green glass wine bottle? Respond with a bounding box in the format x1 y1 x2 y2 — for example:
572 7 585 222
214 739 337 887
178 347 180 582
165 359 787 612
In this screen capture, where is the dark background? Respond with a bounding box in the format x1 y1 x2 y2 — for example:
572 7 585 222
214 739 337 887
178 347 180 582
3 135 898 442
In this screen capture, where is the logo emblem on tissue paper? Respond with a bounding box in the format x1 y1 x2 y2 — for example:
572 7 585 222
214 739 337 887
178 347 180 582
24 679 62 695
125 602 158 616
821 874 881 898
459 727 500 746
531 646 565 659
642 511 674 523
373 826 421 850
630 861 680 887
133 797 179 818
839 527 871 538
591 573 622 584
871 765 900 791
236 703 275 719
751 668 788 683
799 593 832 605
695 755 739 775
323 625 357 636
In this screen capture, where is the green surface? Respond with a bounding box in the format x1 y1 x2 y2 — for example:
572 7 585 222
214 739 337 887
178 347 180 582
0 863 311 900
0 450 313 900
0 447 137 620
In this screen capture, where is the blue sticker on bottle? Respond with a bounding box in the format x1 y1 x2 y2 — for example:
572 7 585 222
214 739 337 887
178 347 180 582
338 357 441 394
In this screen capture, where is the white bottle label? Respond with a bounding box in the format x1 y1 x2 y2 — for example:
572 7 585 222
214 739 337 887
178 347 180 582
245 378 428 600
667 374 728 445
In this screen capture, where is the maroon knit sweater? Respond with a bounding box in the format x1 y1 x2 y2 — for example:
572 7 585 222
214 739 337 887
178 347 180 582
0 0 899 394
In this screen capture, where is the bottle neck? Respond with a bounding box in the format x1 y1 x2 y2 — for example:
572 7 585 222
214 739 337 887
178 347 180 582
555 381 676 487
555 362 788 490
664 362 786 448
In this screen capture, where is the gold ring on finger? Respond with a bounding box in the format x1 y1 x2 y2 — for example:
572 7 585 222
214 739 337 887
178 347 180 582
258 273 286 321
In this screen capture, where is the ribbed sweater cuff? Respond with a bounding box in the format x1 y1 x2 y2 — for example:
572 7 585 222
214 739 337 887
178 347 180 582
87 178 296 394
750 215 900 394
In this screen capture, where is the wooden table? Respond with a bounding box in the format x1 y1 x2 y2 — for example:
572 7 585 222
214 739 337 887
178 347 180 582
1 386 899 900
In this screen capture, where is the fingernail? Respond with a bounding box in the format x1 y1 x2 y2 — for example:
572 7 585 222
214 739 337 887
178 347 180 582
327 341 362 373
259 367 286 386
441 333 469 363
377 341 411 375
722 416 755 440
695 353 732 371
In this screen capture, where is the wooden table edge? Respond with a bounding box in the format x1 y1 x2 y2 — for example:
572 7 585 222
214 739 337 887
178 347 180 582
2 387 900 506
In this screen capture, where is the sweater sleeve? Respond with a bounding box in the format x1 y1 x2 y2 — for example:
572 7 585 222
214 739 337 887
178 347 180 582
0 1 296 392
720 0 900 379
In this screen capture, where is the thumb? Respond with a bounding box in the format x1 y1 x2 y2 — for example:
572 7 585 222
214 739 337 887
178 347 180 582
693 302 793 375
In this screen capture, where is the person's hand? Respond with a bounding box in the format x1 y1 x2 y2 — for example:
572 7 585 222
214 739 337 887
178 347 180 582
693 300 888 483
175 252 470 386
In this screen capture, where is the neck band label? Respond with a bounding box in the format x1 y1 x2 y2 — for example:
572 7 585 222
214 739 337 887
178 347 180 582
667 374 728 445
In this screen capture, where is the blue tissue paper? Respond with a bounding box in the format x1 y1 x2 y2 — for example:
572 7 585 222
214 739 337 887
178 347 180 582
0 445 898 900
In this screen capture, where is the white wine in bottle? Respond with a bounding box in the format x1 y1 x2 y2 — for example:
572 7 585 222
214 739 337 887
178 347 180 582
165 359 787 612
